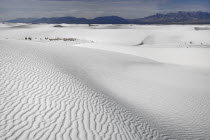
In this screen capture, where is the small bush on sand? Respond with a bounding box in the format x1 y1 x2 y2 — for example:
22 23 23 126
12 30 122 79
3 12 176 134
49 37 76 41
54 25 63 28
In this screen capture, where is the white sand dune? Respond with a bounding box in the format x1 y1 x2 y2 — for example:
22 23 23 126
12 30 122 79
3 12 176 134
0 24 210 140
0 40 162 140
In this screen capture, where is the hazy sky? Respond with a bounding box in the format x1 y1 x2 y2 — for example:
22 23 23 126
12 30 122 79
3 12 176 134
0 0 209 21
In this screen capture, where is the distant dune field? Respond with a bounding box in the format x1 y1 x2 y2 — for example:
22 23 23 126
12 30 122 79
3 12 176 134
0 23 210 140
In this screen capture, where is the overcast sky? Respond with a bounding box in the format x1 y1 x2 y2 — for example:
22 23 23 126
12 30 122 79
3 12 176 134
0 0 210 21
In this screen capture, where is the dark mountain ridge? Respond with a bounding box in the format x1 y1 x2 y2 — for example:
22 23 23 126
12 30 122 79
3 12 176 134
130 11 210 24
6 11 210 24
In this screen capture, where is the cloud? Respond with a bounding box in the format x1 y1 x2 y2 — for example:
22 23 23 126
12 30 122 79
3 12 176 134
0 0 209 22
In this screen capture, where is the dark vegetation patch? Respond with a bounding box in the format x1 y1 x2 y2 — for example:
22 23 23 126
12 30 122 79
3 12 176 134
54 25 64 28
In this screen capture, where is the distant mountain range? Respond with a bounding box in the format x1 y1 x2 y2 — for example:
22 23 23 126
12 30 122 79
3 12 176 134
6 11 210 24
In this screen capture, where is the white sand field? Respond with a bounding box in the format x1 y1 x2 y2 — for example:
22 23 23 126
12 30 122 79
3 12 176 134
0 23 210 140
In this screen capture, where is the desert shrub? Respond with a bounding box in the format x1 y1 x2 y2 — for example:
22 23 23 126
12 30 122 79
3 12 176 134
54 25 63 28
49 37 76 41
195 27 210 31
63 38 76 41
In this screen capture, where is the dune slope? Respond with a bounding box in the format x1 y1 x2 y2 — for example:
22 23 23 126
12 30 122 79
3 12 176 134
0 40 163 140
0 24 210 140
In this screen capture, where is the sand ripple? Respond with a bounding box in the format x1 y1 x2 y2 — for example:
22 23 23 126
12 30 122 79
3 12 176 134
0 44 163 140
